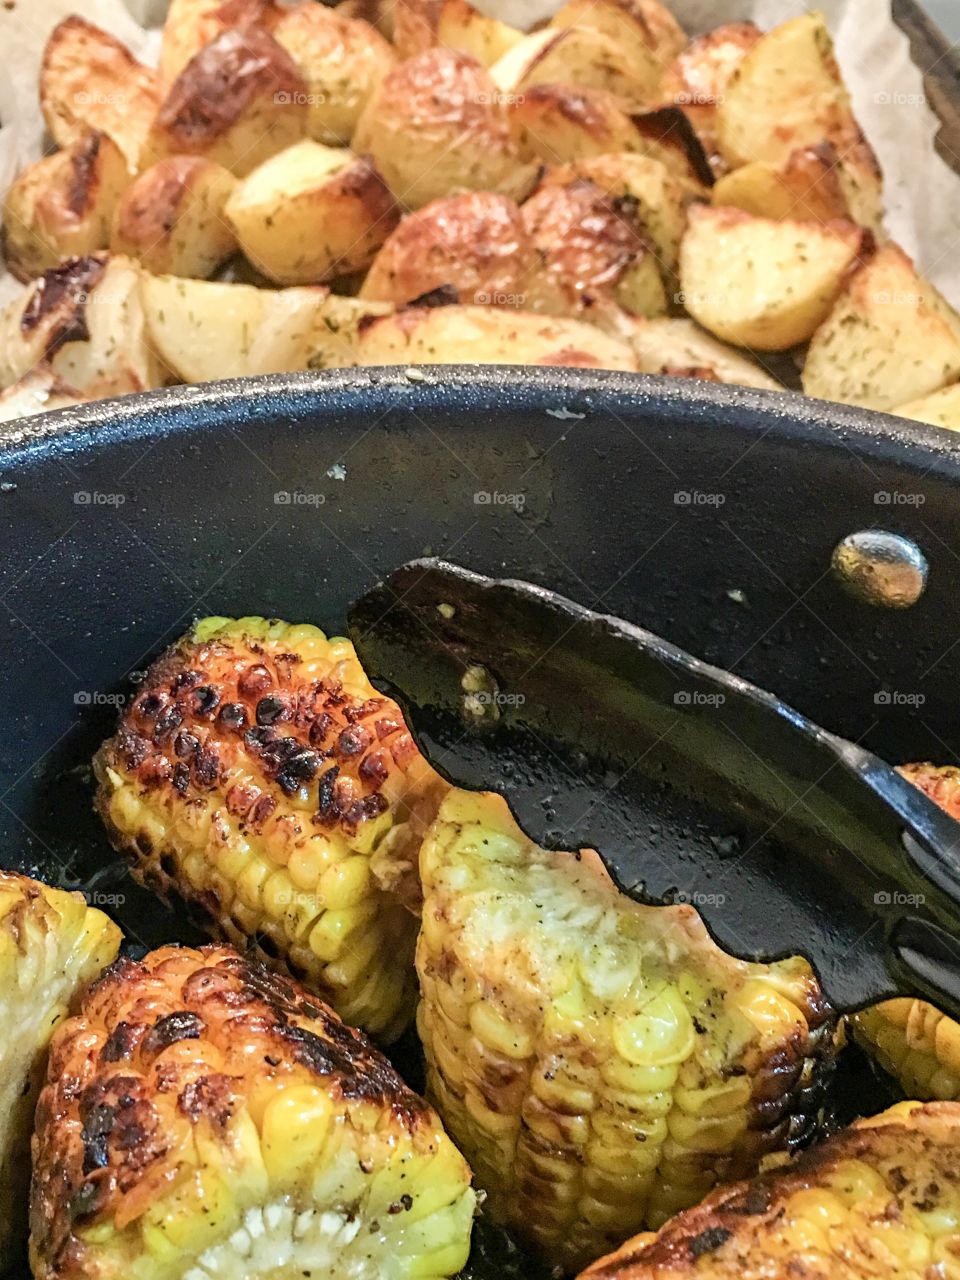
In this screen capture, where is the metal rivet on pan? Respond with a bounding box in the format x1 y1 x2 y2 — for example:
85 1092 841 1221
831 530 928 608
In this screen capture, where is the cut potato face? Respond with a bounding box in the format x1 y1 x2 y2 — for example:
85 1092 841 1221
360 191 535 307
893 384 960 431
803 243 960 411
537 153 689 283
357 303 638 368
521 179 667 319
392 0 523 66
111 156 237 279
659 22 761 158
510 83 641 165
354 48 536 210
680 204 866 351
40 16 161 171
272 3 397 145
603 313 783 389
0 369 90 425
0 255 164 396
3 132 130 282
716 13 857 168
159 0 275 86
226 141 398 284
145 26 309 176
549 0 686 97
490 27 654 110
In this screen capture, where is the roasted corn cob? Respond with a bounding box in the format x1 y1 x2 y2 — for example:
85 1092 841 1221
854 763 960 1100
0 871 121 1262
416 790 839 1273
30 943 476 1280
94 617 448 1041
578 1100 960 1279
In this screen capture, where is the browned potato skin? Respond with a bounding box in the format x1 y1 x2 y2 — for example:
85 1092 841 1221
354 48 535 209
40 16 161 171
110 156 238 278
3 133 129 282
660 23 761 162
272 3 396 145
159 0 277 86
336 0 397 41
509 84 641 165
549 0 687 95
520 179 660 317
145 26 309 176
360 191 535 307
712 142 858 223
392 0 522 66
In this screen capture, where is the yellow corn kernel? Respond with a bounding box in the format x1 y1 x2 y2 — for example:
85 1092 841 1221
826 1158 889 1205
613 988 696 1067
470 1003 535 1059
261 1085 332 1187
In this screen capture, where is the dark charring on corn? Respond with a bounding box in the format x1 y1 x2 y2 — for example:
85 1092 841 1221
854 763 960 1100
30 944 476 1280
94 617 448 1041
579 1101 960 1279
416 790 839 1274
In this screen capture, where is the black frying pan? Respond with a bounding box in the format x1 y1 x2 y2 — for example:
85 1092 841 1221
2 366 960 1277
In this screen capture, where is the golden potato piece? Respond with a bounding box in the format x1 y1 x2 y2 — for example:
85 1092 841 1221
509 83 641 164
0 369 91 425
335 0 397 41
680 204 866 351
659 22 761 158
356 303 638 368
521 179 667 318
272 3 396 145
716 13 857 168
111 156 237 278
354 48 536 210
490 27 653 109
139 274 387 380
360 191 535 307
894 384 960 431
537 153 689 282
392 0 523 66
159 0 276 86
803 243 960 411
550 0 686 96
0 255 164 395
40 16 161 171
604 314 783 389
3 132 129 282
145 26 308 176
226 140 397 284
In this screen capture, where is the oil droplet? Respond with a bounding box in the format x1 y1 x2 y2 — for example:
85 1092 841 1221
831 530 927 608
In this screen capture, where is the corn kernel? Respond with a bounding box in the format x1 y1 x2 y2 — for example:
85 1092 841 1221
613 988 695 1067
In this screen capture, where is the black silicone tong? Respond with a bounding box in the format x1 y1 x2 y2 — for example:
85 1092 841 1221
348 559 960 1020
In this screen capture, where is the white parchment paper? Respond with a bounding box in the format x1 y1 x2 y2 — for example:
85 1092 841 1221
1 0 958 307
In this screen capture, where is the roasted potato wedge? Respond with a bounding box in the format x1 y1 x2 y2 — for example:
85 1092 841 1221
680 205 867 351
579 1101 960 1280
659 22 761 160
335 0 397 41
716 13 859 169
630 107 714 193
145 26 309 177
139 274 388 379
894 384 960 431
490 27 654 109
392 0 523 65
40 16 161 171
226 141 397 284
549 0 686 96
159 0 276 86
0 369 90 425
510 83 642 164
111 156 237 278
803 243 960 411
3 132 129 282
354 48 536 209
360 191 535 307
356 302 638 367
536 153 689 283
521 179 667 318
0 255 164 395
272 3 396 145
602 314 783 389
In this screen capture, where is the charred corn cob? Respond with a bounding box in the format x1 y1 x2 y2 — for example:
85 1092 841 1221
579 1100 960 1279
94 617 448 1041
416 790 839 1274
0 871 121 1262
30 943 476 1280
854 763 960 1100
